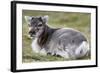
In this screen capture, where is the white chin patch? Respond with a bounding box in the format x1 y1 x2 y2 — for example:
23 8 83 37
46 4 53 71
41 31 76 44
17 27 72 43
27 35 33 39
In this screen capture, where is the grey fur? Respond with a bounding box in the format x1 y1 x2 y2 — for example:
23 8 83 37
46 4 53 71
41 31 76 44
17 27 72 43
25 15 90 59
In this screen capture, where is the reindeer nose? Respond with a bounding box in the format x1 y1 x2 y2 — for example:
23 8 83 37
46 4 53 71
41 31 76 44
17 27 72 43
29 31 32 34
29 31 35 37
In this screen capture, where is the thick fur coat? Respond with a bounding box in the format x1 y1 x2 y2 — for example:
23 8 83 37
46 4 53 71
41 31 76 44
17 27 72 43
25 15 89 59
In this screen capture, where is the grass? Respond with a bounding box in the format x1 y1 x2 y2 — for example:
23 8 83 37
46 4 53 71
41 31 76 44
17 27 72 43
22 10 91 63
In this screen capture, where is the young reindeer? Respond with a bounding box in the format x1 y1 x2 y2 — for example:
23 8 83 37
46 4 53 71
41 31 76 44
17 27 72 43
25 15 89 59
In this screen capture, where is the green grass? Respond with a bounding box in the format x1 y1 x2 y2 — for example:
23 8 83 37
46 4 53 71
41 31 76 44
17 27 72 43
22 10 91 63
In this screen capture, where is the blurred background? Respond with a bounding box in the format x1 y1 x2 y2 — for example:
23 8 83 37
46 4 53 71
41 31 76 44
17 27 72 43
22 10 91 63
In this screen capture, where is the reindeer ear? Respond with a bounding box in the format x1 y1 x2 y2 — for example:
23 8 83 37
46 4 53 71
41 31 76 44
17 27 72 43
41 15 49 23
24 16 33 24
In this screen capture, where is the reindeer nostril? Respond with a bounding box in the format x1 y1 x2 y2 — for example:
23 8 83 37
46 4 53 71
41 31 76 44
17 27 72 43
29 31 32 35
29 31 32 34
29 31 35 37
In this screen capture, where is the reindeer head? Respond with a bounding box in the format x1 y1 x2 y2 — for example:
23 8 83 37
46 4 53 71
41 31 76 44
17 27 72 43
25 15 48 38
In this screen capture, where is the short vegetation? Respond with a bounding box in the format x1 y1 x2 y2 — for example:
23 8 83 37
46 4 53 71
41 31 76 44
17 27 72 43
22 10 91 63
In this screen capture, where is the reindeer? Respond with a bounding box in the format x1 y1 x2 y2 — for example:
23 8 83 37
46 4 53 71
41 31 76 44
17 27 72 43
25 15 89 59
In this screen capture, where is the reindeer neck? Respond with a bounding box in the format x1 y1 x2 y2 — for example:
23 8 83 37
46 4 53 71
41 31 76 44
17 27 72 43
37 25 57 48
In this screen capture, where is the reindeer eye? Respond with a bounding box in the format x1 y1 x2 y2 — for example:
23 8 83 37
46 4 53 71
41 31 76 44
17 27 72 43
38 24 42 27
